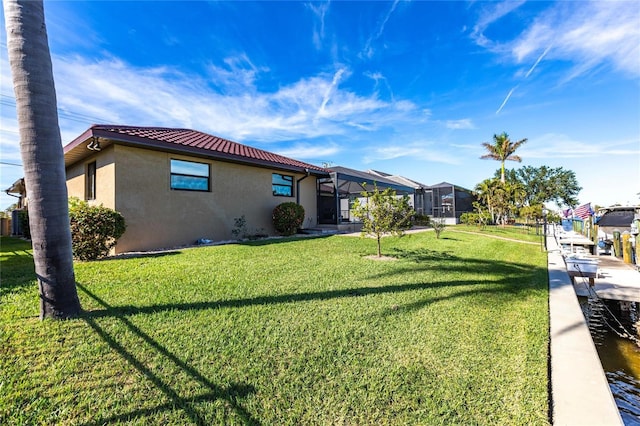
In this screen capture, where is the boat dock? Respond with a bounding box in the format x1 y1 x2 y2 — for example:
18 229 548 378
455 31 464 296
571 254 640 302
554 227 639 302
548 225 640 425
547 233 624 425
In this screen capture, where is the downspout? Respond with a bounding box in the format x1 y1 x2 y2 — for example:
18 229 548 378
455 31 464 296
295 168 310 205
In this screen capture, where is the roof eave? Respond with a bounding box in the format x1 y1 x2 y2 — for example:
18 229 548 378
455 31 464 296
64 129 329 177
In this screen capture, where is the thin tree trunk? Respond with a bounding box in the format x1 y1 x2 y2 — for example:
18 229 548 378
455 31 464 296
4 0 81 319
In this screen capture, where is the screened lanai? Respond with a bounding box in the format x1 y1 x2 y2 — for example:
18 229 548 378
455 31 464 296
317 166 415 225
423 182 474 223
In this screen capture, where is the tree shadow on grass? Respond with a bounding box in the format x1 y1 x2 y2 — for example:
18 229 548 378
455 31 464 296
82 250 545 320
104 250 182 261
0 237 36 297
76 283 260 426
381 247 540 280
237 233 333 247
75 248 547 423
376 274 545 318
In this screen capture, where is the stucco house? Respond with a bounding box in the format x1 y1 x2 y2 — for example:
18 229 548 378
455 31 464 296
3 178 27 236
64 125 328 253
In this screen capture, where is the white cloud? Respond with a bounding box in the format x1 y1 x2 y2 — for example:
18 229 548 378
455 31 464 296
521 133 640 159
470 0 527 48
2 50 425 149
493 1 640 79
0 47 425 207
360 0 402 59
275 141 341 160
308 0 331 50
445 118 475 130
364 141 462 165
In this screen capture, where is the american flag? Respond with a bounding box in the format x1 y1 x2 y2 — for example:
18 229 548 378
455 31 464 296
574 203 594 219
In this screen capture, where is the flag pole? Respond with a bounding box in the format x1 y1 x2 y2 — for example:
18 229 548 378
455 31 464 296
571 207 575 254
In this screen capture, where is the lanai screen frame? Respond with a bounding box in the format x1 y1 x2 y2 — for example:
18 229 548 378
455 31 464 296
317 169 415 225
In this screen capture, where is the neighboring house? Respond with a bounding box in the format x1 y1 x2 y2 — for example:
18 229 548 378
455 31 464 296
422 182 474 224
64 125 328 253
367 169 431 216
4 178 27 236
319 166 415 226
367 171 474 224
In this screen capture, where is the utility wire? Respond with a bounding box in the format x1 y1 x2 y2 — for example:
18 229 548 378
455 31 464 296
1 93 110 126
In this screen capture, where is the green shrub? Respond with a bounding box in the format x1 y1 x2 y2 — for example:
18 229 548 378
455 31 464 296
68 198 126 260
460 211 491 228
460 212 477 225
273 202 305 236
413 213 431 226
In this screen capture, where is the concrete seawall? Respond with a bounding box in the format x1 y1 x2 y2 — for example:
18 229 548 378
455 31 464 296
548 234 623 425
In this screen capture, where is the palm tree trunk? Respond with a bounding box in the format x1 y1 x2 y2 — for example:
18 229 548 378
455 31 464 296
4 0 81 319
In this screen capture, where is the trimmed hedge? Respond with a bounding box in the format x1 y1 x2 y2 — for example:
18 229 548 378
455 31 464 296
69 199 126 260
272 202 304 236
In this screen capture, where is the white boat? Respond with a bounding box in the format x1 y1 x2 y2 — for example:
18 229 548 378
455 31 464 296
564 255 599 285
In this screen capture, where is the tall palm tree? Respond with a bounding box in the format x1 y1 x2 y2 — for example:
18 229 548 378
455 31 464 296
480 132 527 183
4 0 81 319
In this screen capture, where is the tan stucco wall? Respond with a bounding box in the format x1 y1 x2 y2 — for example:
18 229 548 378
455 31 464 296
66 146 116 208
72 144 320 253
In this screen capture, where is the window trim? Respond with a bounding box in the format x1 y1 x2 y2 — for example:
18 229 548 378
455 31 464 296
170 159 211 192
272 173 294 197
86 161 96 200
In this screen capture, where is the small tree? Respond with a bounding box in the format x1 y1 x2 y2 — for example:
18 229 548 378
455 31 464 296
273 202 305 236
350 184 414 257
431 216 446 239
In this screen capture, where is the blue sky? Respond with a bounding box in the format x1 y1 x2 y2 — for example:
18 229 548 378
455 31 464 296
1 0 639 211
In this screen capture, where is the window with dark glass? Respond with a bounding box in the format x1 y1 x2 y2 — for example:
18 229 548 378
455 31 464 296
86 161 96 200
272 173 293 197
170 159 210 191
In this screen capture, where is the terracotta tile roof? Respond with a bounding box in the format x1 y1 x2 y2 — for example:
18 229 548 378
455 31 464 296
66 124 327 174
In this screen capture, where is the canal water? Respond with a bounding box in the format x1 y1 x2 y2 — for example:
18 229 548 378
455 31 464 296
579 296 640 425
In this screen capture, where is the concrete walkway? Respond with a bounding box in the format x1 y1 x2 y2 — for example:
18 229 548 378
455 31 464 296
547 233 623 425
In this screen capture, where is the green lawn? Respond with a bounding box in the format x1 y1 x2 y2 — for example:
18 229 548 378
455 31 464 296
1 229 549 425
452 224 547 244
